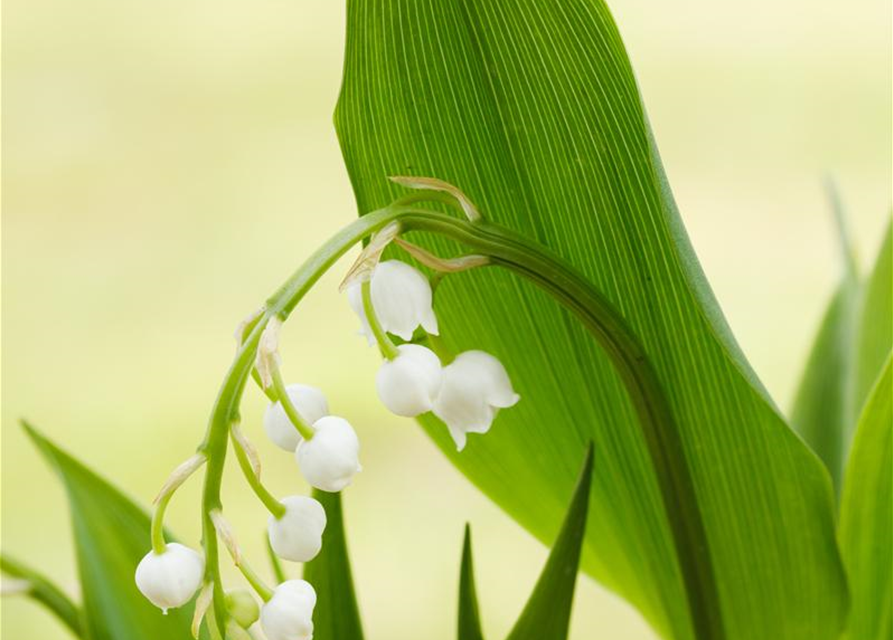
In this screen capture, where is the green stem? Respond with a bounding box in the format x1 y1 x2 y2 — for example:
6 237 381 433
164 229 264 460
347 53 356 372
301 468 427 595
269 367 315 441
361 281 399 360
198 207 408 632
265 536 288 584
150 496 171 555
198 203 722 640
397 210 724 640
235 558 273 603
424 332 453 364
1 554 84 638
229 428 286 519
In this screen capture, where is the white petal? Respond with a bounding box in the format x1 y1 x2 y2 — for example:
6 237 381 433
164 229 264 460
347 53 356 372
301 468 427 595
267 496 327 563
296 416 361 492
135 543 204 613
263 384 329 452
261 580 316 640
371 261 435 340
432 350 518 451
455 350 520 408
376 344 442 417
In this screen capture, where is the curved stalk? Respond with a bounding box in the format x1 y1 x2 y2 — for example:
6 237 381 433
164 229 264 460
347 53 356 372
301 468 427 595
197 207 407 631
1 554 84 637
396 211 724 640
197 203 721 639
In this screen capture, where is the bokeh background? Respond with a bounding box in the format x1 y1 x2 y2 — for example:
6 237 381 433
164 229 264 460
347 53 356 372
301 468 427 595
2 0 890 638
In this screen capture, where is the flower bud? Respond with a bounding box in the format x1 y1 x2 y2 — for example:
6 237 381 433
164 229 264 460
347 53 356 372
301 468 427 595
226 589 260 629
376 344 442 417
135 543 204 614
432 350 520 451
267 495 327 562
261 579 316 640
264 384 329 452
347 260 439 343
295 416 361 492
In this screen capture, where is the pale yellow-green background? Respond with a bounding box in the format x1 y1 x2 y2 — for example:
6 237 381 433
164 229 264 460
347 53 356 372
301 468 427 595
2 0 890 638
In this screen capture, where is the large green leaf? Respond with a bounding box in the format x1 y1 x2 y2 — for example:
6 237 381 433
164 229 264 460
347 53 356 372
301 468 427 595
23 423 200 640
335 2 846 639
791 219 892 490
838 357 892 640
302 490 364 640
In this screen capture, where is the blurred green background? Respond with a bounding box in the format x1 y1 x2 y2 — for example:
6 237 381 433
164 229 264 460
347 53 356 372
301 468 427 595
2 0 890 638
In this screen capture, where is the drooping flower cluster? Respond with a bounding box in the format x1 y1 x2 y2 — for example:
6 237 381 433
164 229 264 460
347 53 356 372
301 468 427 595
348 259 519 451
137 353 363 639
135 206 519 640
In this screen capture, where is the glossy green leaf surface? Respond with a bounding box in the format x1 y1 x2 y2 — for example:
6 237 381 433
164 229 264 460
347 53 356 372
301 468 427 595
336 2 846 638
457 525 486 640
23 423 200 640
302 490 364 640
839 358 892 640
505 445 593 640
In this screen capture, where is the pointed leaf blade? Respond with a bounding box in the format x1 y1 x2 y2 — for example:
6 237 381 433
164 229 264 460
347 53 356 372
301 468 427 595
853 222 892 419
839 357 892 640
458 524 485 640
506 445 593 640
23 423 200 640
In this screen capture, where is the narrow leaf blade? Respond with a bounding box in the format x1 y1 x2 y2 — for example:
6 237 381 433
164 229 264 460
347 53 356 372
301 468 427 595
853 221 892 420
302 489 364 640
22 422 200 640
506 445 593 640
839 357 892 640
458 525 485 640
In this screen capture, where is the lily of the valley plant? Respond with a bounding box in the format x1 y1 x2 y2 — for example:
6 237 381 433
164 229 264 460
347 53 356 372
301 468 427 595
3 2 890 640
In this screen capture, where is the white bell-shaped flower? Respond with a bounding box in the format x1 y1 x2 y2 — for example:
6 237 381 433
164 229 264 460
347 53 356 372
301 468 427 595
376 344 442 417
347 260 439 343
267 495 327 562
135 543 204 614
264 384 329 452
260 579 316 640
432 350 520 451
295 416 362 492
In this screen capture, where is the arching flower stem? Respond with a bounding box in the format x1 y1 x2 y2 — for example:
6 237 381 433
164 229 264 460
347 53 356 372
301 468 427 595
196 200 721 640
